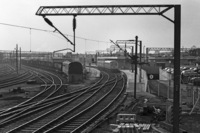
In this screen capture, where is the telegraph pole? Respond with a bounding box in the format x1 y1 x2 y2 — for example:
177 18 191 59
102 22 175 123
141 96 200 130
20 47 21 70
9 52 12 65
16 44 18 74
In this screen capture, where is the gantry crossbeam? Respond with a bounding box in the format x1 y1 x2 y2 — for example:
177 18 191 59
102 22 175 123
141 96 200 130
36 5 174 16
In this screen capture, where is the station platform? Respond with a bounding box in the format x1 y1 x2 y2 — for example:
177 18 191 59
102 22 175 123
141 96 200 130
86 68 153 97
121 70 148 93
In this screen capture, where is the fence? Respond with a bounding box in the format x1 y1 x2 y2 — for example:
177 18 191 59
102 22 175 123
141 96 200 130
148 80 173 99
148 80 200 113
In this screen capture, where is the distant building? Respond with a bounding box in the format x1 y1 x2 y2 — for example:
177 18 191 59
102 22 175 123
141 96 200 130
189 48 200 56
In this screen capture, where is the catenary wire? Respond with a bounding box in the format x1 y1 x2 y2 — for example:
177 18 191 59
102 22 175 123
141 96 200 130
0 22 111 44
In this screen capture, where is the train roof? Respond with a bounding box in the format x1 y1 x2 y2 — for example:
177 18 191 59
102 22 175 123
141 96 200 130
97 57 118 60
104 60 117 63
69 61 83 74
63 60 71 64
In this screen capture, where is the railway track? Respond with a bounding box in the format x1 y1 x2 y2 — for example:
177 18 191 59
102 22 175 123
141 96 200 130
0 69 126 133
0 71 34 88
0 70 106 132
0 64 35 89
0 66 63 111
0 66 103 116
0 64 16 78
49 74 125 133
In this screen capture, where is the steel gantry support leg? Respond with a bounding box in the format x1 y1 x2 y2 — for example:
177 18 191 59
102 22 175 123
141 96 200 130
173 5 181 133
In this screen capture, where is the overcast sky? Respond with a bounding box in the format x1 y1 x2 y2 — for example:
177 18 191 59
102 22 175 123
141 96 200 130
0 0 200 53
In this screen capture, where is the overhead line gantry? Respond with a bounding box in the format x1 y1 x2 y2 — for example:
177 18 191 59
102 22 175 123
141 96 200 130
36 5 181 133
36 5 173 22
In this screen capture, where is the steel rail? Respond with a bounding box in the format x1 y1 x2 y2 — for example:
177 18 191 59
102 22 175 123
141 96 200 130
44 74 122 133
0 71 34 88
0 71 104 116
72 75 126 132
0 66 62 124
1 71 109 133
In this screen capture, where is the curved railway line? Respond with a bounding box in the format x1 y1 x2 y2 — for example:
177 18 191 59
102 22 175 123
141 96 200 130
0 67 127 133
0 65 64 112
0 71 34 89
0 64 36 89
0 64 16 78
